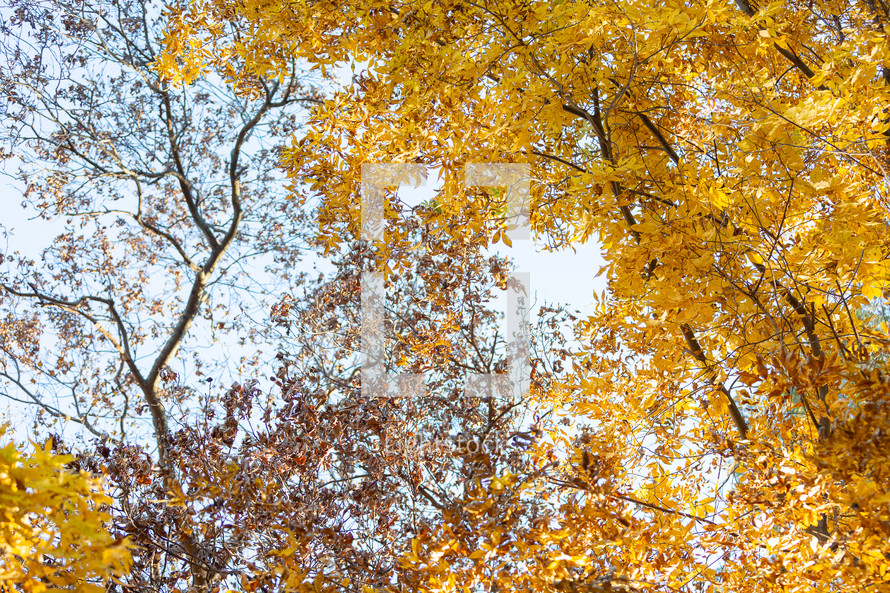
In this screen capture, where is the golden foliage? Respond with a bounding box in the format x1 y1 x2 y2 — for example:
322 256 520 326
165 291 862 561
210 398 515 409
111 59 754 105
0 428 130 592
162 0 890 589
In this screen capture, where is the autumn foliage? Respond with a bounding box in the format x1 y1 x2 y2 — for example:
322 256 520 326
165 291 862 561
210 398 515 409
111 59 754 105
2 0 890 590
156 0 890 590
0 429 130 592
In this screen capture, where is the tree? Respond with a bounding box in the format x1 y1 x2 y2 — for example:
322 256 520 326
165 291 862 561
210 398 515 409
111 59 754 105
1 3 576 590
0 0 319 456
0 0 320 588
89 205 574 591
0 426 130 592
163 0 890 590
